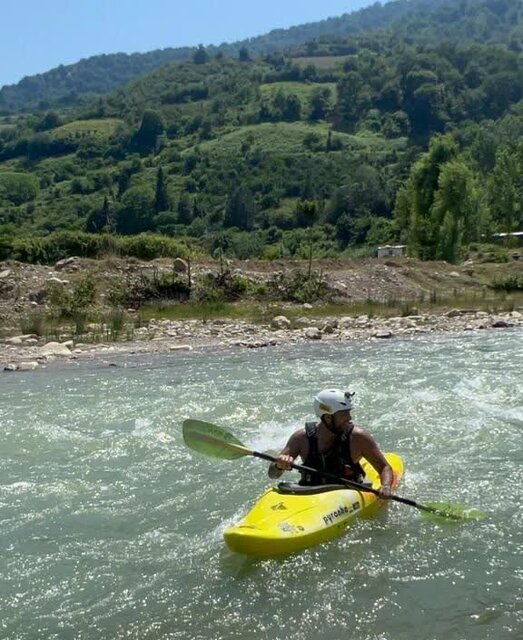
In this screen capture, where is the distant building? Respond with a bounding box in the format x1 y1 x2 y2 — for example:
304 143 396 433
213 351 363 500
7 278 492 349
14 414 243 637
492 232 523 246
376 245 407 258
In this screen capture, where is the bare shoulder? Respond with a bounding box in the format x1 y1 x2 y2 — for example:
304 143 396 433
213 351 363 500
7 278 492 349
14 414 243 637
351 424 388 468
351 425 382 454
284 428 307 457
288 428 307 445
352 425 374 442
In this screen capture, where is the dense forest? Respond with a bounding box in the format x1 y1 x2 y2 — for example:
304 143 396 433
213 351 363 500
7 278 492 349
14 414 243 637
0 0 522 265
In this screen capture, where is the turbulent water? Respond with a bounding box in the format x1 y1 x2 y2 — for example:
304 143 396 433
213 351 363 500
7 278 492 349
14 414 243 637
0 329 522 640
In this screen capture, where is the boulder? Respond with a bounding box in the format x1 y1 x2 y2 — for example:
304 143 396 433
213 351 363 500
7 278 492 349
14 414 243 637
491 318 511 328
5 336 23 345
55 257 76 271
338 317 353 329
40 342 72 357
374 330 393 339
271 316 291 330
321 320 337 334
172 258 189 274
17 361 39 371
293 317 311 328
304 327 322 340
0 269 12 279
3 363 17 372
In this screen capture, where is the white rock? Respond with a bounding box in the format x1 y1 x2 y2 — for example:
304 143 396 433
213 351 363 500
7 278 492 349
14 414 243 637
55 257 76 270
338 317 353 329
0 269 12 279
40 342 72 357
169 345 194 351
271 315 291 330
5 337 23 345
3 363 17 371
17 361 39 371
47 277 68 286
304 327 322 340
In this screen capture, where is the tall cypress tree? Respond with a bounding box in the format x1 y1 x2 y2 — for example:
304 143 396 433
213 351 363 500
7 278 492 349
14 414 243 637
85 196 111 233
154 167 170 213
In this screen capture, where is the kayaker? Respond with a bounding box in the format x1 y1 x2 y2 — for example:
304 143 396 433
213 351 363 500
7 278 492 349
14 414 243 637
268 388 393 498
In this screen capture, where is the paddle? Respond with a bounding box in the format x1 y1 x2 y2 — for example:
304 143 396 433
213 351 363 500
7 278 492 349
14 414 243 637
182 419 485 522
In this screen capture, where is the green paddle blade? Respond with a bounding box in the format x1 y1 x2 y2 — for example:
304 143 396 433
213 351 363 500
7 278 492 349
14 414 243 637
182 419 251 460
422 501 487 523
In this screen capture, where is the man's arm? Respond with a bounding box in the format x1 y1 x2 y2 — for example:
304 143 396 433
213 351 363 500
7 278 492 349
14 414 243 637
268 431 303 479
358 430 393 498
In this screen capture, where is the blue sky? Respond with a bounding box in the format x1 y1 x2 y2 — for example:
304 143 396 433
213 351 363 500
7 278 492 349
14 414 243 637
0 0 373 87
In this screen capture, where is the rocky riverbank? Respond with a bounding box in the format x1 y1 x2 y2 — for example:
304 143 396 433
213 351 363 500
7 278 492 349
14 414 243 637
2 308 521 372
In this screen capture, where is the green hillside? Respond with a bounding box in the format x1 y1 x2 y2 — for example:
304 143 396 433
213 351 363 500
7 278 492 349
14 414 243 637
1 0 523 267
3 0 518 113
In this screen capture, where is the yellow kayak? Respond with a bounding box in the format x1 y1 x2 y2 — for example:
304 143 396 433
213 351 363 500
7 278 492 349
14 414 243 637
224 453 404 557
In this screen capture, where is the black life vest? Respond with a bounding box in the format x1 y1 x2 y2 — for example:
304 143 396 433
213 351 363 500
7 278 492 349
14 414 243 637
299 421 365 486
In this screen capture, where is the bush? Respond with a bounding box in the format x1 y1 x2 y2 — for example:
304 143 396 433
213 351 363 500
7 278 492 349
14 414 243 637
119 234 189 260
0 172 39 205
47 275 96 319
2 232 191 263
491 275 523 291
267 270 329 303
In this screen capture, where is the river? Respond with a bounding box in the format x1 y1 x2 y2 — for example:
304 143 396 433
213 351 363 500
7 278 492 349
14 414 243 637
0 329 521 640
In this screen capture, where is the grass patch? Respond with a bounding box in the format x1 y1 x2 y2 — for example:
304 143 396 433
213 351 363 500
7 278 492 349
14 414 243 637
194 122 333 156
137 289 523 324
50 119 124 143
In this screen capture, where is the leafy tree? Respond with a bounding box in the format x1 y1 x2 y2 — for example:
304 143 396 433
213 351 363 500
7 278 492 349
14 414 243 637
336 72 371 131
488 144 523 233
132 110 164 153
309 87 332 121
431 159 485 262
35 111 61 132
283 94 302 121
403 73 448 140
395 134 459 258
193 45 209 65
296 200 318 227
239 47 251 62
115 186 155 234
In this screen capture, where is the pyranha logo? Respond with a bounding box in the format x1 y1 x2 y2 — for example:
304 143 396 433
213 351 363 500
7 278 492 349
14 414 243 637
323 504 349 526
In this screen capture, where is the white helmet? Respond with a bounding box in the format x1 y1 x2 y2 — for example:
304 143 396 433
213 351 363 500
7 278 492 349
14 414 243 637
314 389 355 418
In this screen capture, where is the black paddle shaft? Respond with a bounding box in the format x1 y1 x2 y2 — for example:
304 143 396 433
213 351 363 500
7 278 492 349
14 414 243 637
252 450 420 509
